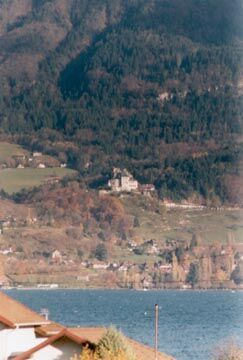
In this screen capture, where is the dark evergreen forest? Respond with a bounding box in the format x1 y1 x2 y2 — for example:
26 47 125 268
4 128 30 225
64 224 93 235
0 0 242 203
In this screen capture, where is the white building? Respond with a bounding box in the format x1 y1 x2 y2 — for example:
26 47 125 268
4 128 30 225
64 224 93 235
0 247 12 255
12 329 85 360
108 168 139 192
0 291 50 360
52 250 62 262
0 328 45 359
0 292 85 360
92 262 109 270
37 163 45 169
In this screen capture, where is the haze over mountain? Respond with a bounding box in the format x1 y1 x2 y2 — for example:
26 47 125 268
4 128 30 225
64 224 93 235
0 0 242 204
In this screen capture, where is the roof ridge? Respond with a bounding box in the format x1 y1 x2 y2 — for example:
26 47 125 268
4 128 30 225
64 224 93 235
0 314 15 328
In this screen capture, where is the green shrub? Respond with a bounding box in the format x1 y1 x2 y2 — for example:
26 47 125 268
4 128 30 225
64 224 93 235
94 243 108 261
95 327 136 360
71 328 136 360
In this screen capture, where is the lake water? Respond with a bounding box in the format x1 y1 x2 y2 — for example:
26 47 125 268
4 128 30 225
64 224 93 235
5 289 243 360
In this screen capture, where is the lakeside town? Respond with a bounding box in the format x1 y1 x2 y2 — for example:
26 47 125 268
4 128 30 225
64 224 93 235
0 164 242 291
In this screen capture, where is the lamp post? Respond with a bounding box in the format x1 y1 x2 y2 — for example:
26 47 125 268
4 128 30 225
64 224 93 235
155 303 158 360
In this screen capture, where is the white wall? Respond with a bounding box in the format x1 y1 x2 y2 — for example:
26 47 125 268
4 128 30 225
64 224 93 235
0 328 46 360
32 339 82 360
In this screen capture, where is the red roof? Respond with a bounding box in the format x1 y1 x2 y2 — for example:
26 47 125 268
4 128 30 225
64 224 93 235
0 291 49 327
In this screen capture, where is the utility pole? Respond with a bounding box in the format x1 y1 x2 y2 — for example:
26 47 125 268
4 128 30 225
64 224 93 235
155 303 158 360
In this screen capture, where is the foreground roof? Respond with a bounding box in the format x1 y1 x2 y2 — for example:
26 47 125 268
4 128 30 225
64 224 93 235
13 328 91 360
69 327 106 344
0 291 50 327
35 322 64 337
14 327 173 360
70 327 174 360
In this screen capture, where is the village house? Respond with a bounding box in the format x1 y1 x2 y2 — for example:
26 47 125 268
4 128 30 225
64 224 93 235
158 264 172 274
118 262 128 272
12 155 26 162
52 250 62 263
77 275 90 282
157 91 171 102
80 260 91 268
33 152 42 157
37 163 46 169
128 240 137 248
0 247 12 255
147 245 160 255
107 262 119 270
91 261 109 270
145 240 160 255
139 183 155 196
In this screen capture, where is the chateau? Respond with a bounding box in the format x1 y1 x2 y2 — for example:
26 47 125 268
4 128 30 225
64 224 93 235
108 168 139 192
108 168 155 194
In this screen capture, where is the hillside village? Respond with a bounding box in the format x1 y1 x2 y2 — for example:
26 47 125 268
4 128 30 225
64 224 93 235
0 201 243 289
0 147 66 171
0 142 242 290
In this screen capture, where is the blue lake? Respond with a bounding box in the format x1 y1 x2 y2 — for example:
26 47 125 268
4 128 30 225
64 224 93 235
5 289 243 360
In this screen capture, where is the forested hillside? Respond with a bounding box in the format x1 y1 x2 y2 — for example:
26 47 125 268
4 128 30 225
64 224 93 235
0 0 242 204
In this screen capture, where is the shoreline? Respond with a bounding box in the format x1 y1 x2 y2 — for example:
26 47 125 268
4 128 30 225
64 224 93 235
3 286 243 292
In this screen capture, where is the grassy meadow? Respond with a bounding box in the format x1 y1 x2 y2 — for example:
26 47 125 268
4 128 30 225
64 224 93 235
122 195 243 245
0 167 77 194
0 142 29 161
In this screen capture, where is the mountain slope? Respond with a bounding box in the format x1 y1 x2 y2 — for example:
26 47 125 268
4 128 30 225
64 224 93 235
0 0 242 204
